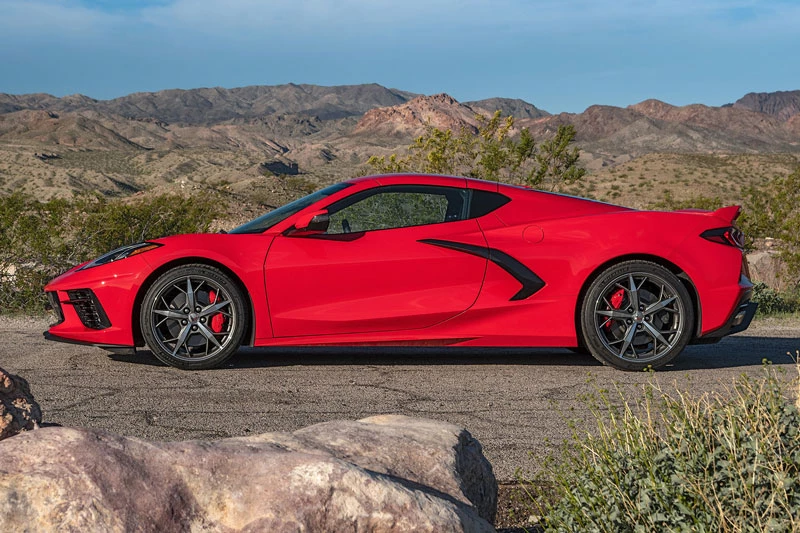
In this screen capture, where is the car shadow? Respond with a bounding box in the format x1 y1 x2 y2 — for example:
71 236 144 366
669 335 798 370
108 334 798 371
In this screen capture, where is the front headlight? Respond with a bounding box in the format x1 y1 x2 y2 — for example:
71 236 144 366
79 242 162 270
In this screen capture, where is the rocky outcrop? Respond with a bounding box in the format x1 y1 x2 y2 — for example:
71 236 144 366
748 248 791 291
354 93 481 137
0 366 42 441
465 97 550 119
0 414 497 532
734 90 800 121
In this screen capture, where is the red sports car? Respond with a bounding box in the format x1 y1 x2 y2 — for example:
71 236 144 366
44 174 756 370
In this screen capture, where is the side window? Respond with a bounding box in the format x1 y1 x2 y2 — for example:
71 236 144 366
327 186 467 234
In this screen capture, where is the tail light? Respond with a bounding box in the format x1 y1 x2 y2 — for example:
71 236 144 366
701 227 745 249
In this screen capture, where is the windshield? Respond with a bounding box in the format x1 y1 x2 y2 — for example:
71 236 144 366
229 182 352 234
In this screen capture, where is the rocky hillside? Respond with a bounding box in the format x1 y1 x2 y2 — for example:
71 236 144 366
734 90 800 121
353 93 482 137
465 97 550 119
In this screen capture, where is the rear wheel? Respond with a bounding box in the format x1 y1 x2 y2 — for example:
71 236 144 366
140 264 247 370
580 261 694 371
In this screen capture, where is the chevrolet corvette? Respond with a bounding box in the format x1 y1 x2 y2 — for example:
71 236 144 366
44 174 756 370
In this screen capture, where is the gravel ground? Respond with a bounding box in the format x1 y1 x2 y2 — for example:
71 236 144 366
1 315 799 529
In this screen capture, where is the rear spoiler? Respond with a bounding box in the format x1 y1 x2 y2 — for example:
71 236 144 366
710 205 741 224
673 205 741 224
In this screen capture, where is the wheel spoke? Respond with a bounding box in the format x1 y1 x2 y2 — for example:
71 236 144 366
171 325 192 357
643 321 670 348
618 324 638 358
197 323 223 349
645 296 677 315
627 274 640 311
153 309 185 320
200 300 231 317
596 309 633 319
186 278 196 310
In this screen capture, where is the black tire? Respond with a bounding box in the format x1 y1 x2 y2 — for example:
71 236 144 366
140 264 248 370
580 260 694 371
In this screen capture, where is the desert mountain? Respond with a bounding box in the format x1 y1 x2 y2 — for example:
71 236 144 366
0 83 417 125
734 90 800 121
1 83 799 199
2 84 798 156
512 98 800 158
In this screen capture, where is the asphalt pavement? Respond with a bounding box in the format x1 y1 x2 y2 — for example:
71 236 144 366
2 316 798 481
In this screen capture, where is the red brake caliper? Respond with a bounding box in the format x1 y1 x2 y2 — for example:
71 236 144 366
606 288 626 330
207 290 226 333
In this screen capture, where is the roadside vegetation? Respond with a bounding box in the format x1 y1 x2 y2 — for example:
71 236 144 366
516 363 800 532
0 193 224 313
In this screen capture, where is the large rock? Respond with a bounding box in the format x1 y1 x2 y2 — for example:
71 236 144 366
0 414 496 532
0 366 42 441
747 249 791 291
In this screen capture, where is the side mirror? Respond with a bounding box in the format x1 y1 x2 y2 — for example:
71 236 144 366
293 209 330 233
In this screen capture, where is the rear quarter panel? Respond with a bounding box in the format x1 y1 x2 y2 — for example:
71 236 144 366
463 190 744 344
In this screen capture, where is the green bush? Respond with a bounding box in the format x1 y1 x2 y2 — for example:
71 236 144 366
751 282 800 316
523 365 800 532
741 169 800 285
0 193 225 313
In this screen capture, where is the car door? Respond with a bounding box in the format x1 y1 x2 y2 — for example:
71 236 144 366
264 185 488 338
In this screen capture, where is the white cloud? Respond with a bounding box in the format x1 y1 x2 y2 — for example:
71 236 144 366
2 0 798 41
0 1 123 38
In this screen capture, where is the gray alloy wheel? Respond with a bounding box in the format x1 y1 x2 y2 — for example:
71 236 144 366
580 260 694 371
140 264 247 370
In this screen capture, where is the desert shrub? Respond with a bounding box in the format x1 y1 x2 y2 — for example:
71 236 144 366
741 169 800 285
0 193 225 313
523 364 800 532
367 111 585 192
751 282 800 316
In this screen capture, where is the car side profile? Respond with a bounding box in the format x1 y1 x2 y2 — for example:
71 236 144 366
44 174 756 370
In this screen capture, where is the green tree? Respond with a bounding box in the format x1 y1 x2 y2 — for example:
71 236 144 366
532 124 586 191
367 111 585 192
741 168 800 285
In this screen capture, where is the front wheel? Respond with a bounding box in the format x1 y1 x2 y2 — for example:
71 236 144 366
580 261 694 371
140 264 248 370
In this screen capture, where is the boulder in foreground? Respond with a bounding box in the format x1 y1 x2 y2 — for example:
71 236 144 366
0 414 497 532
0 366 42 441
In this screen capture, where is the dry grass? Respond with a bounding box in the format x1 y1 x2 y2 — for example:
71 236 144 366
566 152 800 209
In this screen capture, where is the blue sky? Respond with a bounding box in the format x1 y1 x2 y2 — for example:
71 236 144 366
0 0 798 113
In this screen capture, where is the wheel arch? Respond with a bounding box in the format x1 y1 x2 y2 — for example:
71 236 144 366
132 257 255 348
573 253 701 345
